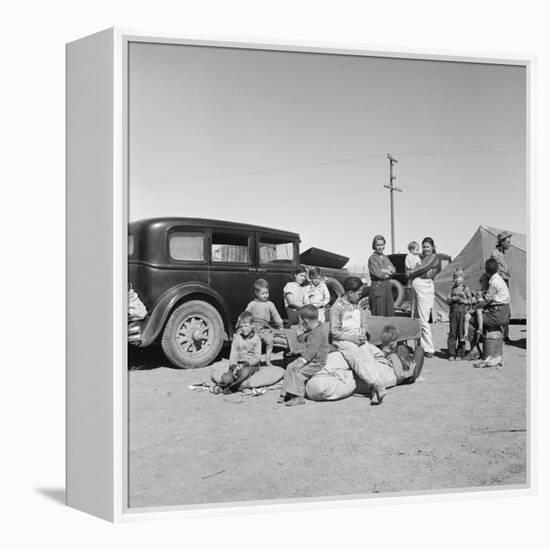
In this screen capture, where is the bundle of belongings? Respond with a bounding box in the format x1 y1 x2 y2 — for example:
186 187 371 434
211 363 285 393
128 284 147 344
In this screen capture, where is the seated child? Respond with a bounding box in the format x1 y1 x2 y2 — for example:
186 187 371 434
404 241 421 317
245 279 284 366
304 267 331 323
378 324 425 384
446 268 473 360
278 305 329 406
214 312 261 394
330 276 386 404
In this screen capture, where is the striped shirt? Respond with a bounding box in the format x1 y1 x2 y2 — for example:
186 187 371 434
408 253 441 281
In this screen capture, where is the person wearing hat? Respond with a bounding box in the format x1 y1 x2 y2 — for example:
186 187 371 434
491 231 512 342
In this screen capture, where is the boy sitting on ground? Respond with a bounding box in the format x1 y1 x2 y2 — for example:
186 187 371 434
214 311 261 394
245 278 284 366
278 305 329 407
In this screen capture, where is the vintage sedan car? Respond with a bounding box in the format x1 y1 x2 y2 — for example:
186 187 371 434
128 218 351 369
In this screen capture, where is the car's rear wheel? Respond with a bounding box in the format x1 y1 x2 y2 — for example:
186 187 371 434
161 300 224 369
391 279 405 308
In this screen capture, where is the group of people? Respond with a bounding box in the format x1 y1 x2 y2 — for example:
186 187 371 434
368 234 440 358
366 230 513 362
218 229 515 400
218 271 424 406
446 231 512 364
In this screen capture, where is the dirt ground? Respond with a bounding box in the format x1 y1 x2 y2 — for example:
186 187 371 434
128 322 527 509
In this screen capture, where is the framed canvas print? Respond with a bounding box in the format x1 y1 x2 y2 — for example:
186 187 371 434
66 28 533 522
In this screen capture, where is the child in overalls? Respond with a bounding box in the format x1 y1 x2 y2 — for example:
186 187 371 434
446 268 472 360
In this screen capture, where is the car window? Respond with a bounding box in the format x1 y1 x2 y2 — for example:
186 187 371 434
211 232 250 263
128 234 134 256
259 237 295 264
169 232 205 261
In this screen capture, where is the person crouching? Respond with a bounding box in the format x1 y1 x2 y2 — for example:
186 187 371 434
278 305 329 407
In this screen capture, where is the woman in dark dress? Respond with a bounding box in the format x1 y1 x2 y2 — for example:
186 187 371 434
368 235 396 316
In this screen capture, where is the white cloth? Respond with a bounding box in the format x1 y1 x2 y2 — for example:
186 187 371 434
486 273 510 305
405 252 421 270
306 282 330 308
283 281 307 309
412 278 435 353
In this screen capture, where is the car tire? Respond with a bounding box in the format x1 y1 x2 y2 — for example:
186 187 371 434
161 300 224 369
359 296 371 316
325 278 345 306
391 279 405 308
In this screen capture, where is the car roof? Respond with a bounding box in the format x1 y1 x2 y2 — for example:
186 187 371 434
128 217 300 240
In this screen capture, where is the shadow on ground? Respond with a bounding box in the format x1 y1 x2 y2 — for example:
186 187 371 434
35 487 65 505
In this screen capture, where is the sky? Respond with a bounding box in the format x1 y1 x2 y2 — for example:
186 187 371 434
128 42 526 267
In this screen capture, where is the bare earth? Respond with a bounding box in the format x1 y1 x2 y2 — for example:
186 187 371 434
128 322 527 509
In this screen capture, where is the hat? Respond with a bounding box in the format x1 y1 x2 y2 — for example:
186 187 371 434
497 231 512 244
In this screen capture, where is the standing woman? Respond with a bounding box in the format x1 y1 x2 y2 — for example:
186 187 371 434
408 237 441 358
368 235 396 316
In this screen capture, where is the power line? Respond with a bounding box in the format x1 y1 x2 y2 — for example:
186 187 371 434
144 148 525 185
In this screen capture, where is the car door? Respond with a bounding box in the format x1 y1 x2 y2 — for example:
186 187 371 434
255 232 299 318
207 228 257 327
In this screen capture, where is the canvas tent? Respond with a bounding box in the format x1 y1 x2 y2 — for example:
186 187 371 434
433 226 526 322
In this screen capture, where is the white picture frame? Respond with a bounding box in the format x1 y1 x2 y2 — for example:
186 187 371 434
66 27 534 522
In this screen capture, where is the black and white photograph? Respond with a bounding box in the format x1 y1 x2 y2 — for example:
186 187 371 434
126 40 527 509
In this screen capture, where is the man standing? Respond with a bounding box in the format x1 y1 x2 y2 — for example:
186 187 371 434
491 231 512 343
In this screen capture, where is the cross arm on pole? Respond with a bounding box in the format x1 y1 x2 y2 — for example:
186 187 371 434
384 184 403 192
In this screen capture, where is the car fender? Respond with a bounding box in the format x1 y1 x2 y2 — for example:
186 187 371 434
140 283 231 346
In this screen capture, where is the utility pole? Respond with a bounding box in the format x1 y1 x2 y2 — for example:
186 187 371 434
384 153 402 253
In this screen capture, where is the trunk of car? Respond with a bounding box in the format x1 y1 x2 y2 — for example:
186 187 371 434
299 247 349 269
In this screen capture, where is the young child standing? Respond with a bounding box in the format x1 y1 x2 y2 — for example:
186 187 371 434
446 268 473 360
278 305 329 407
305 267 331 323
245 279 283 366
405 241 421 318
